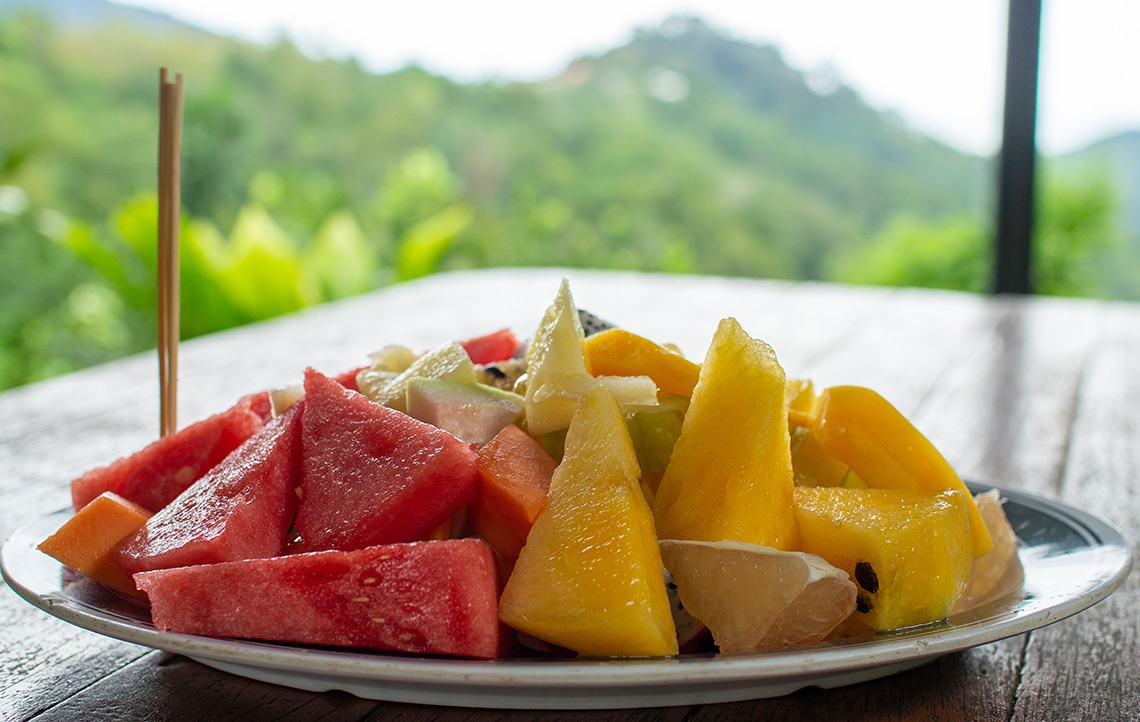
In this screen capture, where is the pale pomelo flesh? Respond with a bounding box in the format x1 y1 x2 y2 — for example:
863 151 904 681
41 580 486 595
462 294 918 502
659 538 856 651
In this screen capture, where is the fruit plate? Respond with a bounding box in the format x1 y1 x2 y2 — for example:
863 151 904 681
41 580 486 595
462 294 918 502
2 482 1131 710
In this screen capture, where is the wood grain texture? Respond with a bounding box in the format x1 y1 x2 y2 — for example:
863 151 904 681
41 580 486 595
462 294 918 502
1 270 1134 721
1009 301 1140 722
26 653 379 722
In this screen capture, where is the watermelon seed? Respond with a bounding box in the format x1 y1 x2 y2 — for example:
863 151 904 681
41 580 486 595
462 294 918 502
351 596 370 603
363 577 377 584
371 617 386 624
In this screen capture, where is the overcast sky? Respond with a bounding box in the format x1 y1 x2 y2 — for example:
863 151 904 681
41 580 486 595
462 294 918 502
122 0 1140 157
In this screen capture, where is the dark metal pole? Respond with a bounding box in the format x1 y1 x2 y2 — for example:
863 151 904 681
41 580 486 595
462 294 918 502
994 0 1042 294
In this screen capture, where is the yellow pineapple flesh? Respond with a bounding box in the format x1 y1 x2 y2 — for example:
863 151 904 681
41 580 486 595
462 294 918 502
653 317 799 550
498 384 678 657
793 486 974 632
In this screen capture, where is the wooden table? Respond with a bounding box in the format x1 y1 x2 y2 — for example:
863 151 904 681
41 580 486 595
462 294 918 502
1 268 1136 720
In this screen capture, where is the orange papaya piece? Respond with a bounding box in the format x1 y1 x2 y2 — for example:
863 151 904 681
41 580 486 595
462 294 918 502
468 425 557 563
38 492 153 597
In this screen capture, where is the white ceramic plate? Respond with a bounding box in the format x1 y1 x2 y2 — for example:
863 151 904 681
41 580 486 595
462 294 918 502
2 483 1132 709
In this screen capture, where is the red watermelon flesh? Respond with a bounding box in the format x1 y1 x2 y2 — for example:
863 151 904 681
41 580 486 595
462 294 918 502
71 396 264 513
115 402 303 576
333 365 367 393
134 538 504 659
296 368 478 552
460 328 520 365
242 390 273 424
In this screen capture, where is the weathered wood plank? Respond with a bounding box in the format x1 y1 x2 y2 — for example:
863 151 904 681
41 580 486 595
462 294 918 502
690 636 1025 722
1009 301 1140 722
915 294 1106 496
0 590 149 722
25 653 379 722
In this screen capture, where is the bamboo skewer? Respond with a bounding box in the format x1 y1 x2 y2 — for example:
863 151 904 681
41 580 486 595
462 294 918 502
157 68 184 437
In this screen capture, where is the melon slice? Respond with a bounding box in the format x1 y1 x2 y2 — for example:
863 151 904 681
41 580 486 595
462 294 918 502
807 385 992 557
135 538 505 659
653 317 799 550
405 377 524 445
115 402 304 576
70 395 264 513
793 486 974 631
295 368 478 552
498 385 678 658
523 279 592 435
358 341 475 413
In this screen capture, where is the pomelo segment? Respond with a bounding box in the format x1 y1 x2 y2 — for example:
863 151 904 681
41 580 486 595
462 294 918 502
70 395 264 513
269 384 304 416
531 373 660 415
953 490 1024 612
659 539 856 650
115 402 304 576
499 385 678 657
135 538 505 659
296 368 478 551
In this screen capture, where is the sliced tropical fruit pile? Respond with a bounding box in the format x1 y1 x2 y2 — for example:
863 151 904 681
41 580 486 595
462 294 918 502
40 278 1023 660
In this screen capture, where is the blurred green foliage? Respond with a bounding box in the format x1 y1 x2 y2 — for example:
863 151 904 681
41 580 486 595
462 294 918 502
0 11 1132 391
830 169 1123 296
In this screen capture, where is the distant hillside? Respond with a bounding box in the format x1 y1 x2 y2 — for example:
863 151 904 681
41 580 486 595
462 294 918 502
0 10 992 282
0 0 196 32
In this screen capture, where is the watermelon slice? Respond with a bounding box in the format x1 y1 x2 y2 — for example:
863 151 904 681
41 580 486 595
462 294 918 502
460 328 520 365
242 391 274 424
333 365 368 393
134 539 505 659
71 396 265 513
296 368 478 552
115 402 304 576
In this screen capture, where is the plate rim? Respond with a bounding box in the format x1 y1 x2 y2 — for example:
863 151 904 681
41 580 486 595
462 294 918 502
2 481 1132 706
